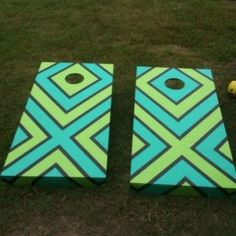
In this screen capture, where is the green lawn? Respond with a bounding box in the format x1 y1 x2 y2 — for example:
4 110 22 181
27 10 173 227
0 0 236 235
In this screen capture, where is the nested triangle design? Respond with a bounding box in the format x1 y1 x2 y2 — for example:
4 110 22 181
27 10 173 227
91 125 110 152
11 125 32 150
132 132 149 157
192 122 236 181
148 68 202 104
135 88 218 138
131 117 170 176
35 63 113 112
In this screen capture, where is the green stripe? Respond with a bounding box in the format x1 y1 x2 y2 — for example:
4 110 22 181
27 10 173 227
31 84 112 126
5 113 47 166
99 64 114 74
131 108 223 187
135 104 179 144
74 112 111 169
18 149 94 187
132 134 146 155
50 64 99 96
137 68 214 118
185 150 236 190
38 62 56 72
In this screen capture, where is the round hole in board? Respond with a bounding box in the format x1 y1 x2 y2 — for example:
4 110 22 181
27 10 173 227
165 78 185 90
65 74 84 84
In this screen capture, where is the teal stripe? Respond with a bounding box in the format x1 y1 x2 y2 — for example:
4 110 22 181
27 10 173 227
11 126 29 148
136 66 152 77
36 63 112 111
136 89 218 136
1 98 110 178
195 123 236 180
131 118 168 175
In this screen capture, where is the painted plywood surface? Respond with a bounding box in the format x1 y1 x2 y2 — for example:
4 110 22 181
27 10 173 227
1 62 113 186
131 67 236 197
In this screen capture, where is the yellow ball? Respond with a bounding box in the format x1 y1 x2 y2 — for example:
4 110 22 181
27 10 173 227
228 81 236 96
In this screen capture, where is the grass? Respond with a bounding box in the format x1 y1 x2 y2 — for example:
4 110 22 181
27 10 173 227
0 0 236 235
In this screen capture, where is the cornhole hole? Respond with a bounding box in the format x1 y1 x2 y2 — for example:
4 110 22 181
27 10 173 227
1 62 114 186
130 66 236 197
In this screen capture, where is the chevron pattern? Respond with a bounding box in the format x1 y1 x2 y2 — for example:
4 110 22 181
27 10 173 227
1 62 114 186
130 67 236 197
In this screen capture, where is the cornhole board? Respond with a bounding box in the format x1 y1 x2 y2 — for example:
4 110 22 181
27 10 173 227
1 62 114 187
130 66 236 197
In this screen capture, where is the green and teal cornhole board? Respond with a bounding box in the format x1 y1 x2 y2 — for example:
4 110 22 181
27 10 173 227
130 67 236 197
1 62 114 187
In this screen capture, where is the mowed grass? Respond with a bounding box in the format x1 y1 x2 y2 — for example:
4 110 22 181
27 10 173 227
0 0 236 235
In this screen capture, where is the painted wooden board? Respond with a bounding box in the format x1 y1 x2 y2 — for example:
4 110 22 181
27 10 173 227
1 62 114 187
130 66 236 197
